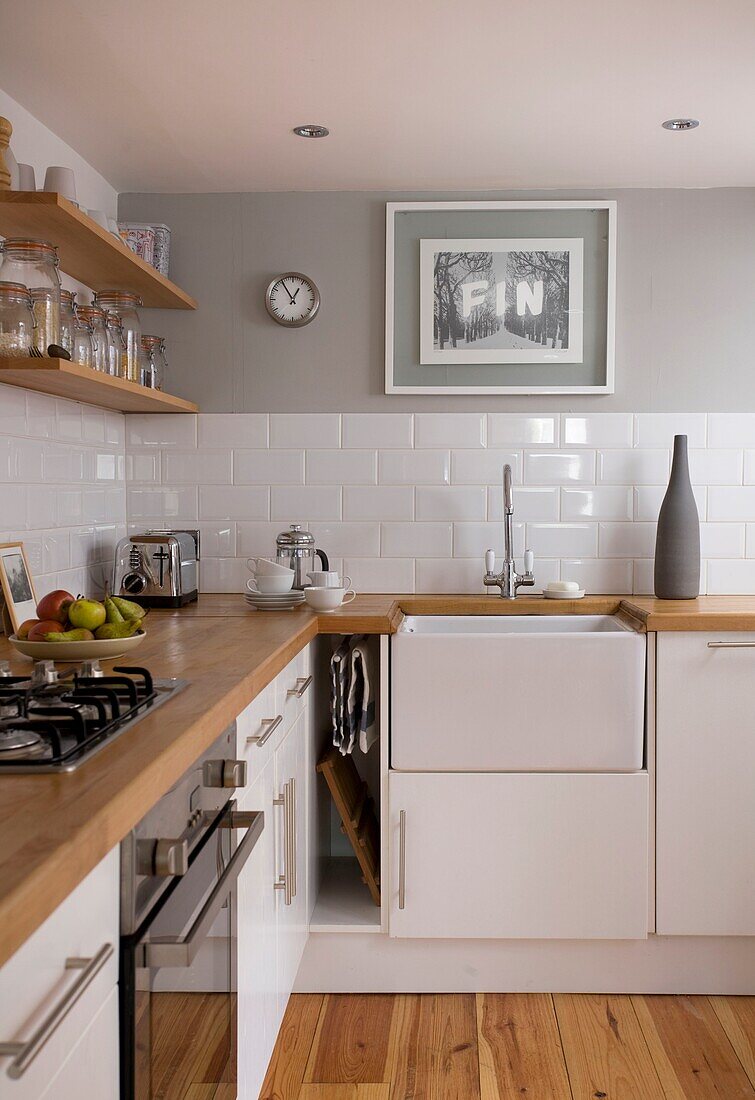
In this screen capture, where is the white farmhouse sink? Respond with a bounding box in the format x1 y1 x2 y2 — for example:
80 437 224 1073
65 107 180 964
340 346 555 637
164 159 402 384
392 615 645 772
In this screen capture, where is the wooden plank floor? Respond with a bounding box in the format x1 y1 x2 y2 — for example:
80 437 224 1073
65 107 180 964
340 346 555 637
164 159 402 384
260 994 755 1100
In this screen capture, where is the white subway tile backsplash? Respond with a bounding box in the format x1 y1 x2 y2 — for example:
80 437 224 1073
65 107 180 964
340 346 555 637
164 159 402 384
0 385 27 436
56 402 83 442
632 559 655 595
451 450 520 485
415 558 485 594
707 559 755 594
742 452 755 484
488 414 557 447
708 414 755 448
342 413 412 449
234 449 304 485
199 557 248 593
633 414 707 448
307 449 377 485
415 413 486 448
454 522 524 559
81 408 106 445
524 451 595 485
561 487 633 521
528 523 598 558
126 414 197 449
416 486 487 521
0 485 26 528
708 486 755 521
201 485 267 521
690 449 743 485
382 522 453 558
199 413 267 449
378 450 450 485
699 523 745 558
599 522 657 558
130 486 199 520
26 394 57 439
598 449 669 485
563 414 633 448
563 558 633 594
488 486 559 521
311 523 380 557
270 413 340 449
343 486 413 521
344 557 414 592
196 523 236 557
270 485 340 521
0 438 14 480
237 521 307 559
164 450 232 485
126 452 161 483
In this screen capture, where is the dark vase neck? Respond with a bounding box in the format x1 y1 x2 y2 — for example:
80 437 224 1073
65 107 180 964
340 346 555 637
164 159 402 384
669 435 690 484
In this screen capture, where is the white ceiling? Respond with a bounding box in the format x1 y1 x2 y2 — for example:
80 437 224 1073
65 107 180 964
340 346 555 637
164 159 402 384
1 0 754 193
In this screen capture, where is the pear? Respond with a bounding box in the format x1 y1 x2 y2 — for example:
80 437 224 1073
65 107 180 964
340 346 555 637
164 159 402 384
95 620 141 640
111 596 147 622
104 596 125 624
44 628 96 642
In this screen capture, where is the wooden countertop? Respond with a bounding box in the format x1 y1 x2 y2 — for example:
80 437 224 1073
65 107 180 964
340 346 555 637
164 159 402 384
1 591 755 965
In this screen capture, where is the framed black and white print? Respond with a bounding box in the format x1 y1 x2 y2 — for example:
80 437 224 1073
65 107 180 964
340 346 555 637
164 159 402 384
385 201 616 394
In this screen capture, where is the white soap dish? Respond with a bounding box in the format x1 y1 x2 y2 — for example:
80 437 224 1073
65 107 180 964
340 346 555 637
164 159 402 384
543 587 586 600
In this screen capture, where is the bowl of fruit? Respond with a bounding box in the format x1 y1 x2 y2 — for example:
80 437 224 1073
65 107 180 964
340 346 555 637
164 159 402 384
9 591 148 660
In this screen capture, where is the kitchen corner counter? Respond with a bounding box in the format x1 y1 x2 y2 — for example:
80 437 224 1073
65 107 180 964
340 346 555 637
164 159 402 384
1 591 755 965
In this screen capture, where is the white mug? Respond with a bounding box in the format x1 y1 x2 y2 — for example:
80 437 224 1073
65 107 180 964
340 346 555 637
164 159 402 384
43 166 77 203
87 208 111 231
17 163 36 191
303 585 356 613
246 556 293 577
307 570 351 589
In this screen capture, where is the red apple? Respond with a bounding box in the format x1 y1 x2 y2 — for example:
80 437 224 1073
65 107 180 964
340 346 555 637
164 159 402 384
35 590 74 624
16 619 39 640
28 619 67 642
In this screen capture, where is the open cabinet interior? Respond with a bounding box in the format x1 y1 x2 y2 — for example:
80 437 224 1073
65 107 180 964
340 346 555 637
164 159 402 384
308 633 386 934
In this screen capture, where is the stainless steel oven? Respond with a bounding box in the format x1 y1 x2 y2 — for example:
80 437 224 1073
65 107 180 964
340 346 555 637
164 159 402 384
119 726 262 1099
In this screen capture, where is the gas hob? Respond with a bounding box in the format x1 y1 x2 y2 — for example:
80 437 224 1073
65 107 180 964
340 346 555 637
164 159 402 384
0 659 187 773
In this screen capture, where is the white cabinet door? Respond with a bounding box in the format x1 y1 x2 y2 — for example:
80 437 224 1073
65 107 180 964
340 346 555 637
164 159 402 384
237 756 278 1100
656 632 755 935
39 987 119 1100
389 772 649 940
274 709 309 1019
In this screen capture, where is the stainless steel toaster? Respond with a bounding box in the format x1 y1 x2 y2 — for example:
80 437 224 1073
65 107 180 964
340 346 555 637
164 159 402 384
113 530 200 607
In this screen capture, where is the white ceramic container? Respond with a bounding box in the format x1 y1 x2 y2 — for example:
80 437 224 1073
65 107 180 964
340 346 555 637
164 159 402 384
247 557 294 577
246 574 294 594
303 586 356 612
10 631 146 661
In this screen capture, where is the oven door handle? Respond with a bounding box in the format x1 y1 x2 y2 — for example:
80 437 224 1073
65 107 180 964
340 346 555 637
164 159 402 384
143 809 264 969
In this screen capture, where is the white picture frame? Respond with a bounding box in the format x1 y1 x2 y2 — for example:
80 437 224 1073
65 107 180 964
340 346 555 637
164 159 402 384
0 543 38 635
385 200 616 395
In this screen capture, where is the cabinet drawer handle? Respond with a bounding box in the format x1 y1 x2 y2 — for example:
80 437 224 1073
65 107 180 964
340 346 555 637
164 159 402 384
287 675 312 699
707 641 755 649
0 942 113 1079
398 809 407 911
274 780 294 905
247 714 283 747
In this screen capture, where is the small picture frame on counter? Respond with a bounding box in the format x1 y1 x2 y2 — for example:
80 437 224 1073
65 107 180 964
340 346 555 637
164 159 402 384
0 542 38 635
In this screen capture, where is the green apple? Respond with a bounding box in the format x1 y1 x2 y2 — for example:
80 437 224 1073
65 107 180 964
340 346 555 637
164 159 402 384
67 598 107 631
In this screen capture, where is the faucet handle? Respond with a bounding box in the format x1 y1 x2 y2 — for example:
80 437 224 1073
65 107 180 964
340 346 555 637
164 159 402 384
484 548 496 575
523 549 534 575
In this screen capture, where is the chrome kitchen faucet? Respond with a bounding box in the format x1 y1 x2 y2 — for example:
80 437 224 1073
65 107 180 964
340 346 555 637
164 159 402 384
483 464 535 599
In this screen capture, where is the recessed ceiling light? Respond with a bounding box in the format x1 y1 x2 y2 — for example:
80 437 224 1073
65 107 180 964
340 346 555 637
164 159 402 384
662 118 700 131
293 124 330 138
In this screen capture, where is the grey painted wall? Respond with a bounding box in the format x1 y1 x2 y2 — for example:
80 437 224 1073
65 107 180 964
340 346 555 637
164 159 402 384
119 188 755 412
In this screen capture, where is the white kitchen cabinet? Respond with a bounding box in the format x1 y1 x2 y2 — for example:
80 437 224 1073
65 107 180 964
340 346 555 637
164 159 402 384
0 848 118 1099
656 632 755 935
274 707 309 1018
389 771 649 940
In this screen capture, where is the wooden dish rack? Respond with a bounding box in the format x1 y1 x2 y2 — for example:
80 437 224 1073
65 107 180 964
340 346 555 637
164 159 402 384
316 748 381 907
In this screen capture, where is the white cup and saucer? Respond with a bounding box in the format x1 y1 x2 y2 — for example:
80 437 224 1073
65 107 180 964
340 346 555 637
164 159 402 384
245 557 295 594
303 571 356 612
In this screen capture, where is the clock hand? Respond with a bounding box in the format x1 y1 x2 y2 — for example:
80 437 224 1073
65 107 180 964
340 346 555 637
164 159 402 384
281 279 296 304
291 287 301 303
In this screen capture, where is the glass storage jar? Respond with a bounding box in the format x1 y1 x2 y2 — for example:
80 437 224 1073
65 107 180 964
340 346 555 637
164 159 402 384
0 281 35 356
0 239 61 353
139 334 165 389
72 308 94 368
92 291 142 381
104 311 126 377
76 305 109 373
58 289 76 356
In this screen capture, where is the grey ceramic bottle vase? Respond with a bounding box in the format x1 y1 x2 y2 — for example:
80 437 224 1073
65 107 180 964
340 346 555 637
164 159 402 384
654 434 700 599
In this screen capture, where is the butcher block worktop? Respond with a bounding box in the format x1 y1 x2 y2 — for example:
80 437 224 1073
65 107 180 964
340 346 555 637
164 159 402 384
1 591 755 965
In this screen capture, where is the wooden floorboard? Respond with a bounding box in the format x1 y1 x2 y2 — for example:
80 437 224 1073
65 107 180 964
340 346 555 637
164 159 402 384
384 993 481 1100
259 993 325 1100
476 992 572 1100
709 996 755 1087
304 994 396 1084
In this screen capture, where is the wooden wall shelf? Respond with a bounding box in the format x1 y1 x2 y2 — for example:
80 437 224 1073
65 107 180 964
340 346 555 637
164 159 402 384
0 358 198 413
0 192 197 310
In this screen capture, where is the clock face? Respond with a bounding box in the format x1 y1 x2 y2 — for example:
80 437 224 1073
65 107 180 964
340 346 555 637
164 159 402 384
265 272 320 327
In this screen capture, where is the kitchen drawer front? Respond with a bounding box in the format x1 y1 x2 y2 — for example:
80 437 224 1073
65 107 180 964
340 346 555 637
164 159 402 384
389 771 649 940
237 677 281 775
38 986 118 1100
0 848 118 1094
276 644 312 734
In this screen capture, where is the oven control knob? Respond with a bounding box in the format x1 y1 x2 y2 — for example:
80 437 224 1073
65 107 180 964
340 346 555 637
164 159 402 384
136 838 188 877
203 758 248 788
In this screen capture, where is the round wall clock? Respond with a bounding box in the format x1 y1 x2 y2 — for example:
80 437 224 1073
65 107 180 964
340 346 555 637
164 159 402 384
265 272 321 327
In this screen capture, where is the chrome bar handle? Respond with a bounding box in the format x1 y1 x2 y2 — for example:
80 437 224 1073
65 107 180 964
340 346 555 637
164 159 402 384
289 778 297 899
0 942 113 1079
707 641 755 648
247 714 283 747
274 780 294 905
287 675 312 699
398 809 406 911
